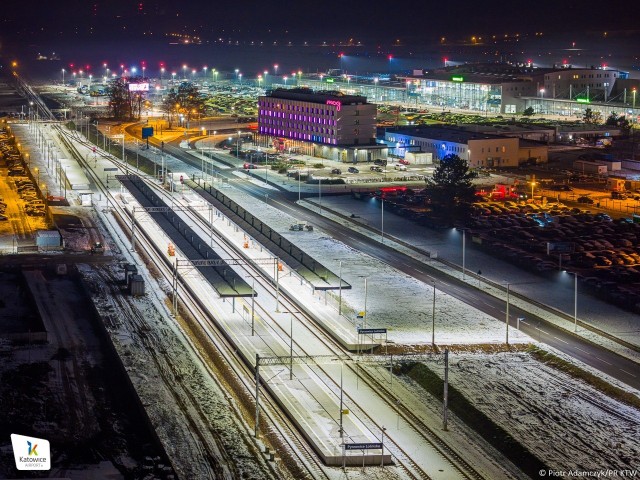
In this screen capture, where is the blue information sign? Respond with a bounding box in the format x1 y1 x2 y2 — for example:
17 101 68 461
141 127 154 139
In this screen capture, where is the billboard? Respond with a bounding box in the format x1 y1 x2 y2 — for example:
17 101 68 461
128 83 149 92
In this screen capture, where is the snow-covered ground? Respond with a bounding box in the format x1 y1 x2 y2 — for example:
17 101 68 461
410 351 640 472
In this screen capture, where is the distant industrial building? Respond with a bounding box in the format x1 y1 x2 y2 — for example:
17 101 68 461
383 125 548 168
282 63 639 120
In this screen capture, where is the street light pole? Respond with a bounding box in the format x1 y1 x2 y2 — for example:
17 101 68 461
462 229 466 280
381 198 384 243
338 261 343 316
432 282 436 346
505 283 510 345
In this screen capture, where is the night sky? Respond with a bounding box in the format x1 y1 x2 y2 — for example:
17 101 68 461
2 0 639 42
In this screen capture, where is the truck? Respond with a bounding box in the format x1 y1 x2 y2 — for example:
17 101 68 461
90 241 104 254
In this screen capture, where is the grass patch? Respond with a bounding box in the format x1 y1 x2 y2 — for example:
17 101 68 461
527 345 640 410
399 361 546 479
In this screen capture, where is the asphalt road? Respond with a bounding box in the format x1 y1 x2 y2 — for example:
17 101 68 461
146 133 640 390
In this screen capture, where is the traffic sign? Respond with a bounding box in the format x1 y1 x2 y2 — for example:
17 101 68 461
344 443 382 451
111 134 124 139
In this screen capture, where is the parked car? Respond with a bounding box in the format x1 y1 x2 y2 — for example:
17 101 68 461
394 164 407 171
374 159 387 166
611 191 627 200
370 166 383 172
242 162 258 169
577 196 594 204
398 159 410 165
331 168 342 174
347 167 359 173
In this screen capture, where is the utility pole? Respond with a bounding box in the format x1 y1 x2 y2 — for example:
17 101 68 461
443 348 449 431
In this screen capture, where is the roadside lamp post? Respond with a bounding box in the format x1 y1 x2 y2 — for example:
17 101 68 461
462 228 466 280
35 167 39 184
263 70 269 86
432 282 436 346
530 179 537 203
171 72 176 84
381 197 385 243
238 73 243 85
374 77 379 101
297 70 302 86
273 64 278 76
203 66 207 79
160 67 165 84
61 69 65 85
633 88 637 109
235 69 239 81
283 76 288 86
213 69 218 82
257 75 263 89
564 271 579 332
338 261 343 315
505 283 511 345
182 64 187 79
237 130 241 157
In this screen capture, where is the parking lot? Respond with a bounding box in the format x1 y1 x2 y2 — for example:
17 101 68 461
464 200 640 312
0 125 48 249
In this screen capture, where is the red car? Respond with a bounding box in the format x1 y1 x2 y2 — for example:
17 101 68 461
243 163 258 169
398 158 410 165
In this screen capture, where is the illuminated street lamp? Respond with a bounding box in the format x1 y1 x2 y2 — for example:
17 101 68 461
257 74 263 88
273 64 278 76
34 167 39 184
238 73 243 84
235 69 239 81
61 68 65 85
539 88 545 98
160 67 165 84
171 72 176 84
212 69 218 82
283 76 288 86
633 87 637 109
182 64 187 79
203 66 207 78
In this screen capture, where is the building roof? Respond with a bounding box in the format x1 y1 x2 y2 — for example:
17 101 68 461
386 126 511 144
264 87 369 105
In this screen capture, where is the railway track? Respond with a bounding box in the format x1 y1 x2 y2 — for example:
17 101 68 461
54 120 491 479
55 125 331 479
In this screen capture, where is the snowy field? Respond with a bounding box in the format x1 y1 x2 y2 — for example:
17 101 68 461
411 351 640 472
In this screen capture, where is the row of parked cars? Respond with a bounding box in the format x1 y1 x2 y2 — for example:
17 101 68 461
465 200 640 312
15 179 45 216
0 128 46 218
